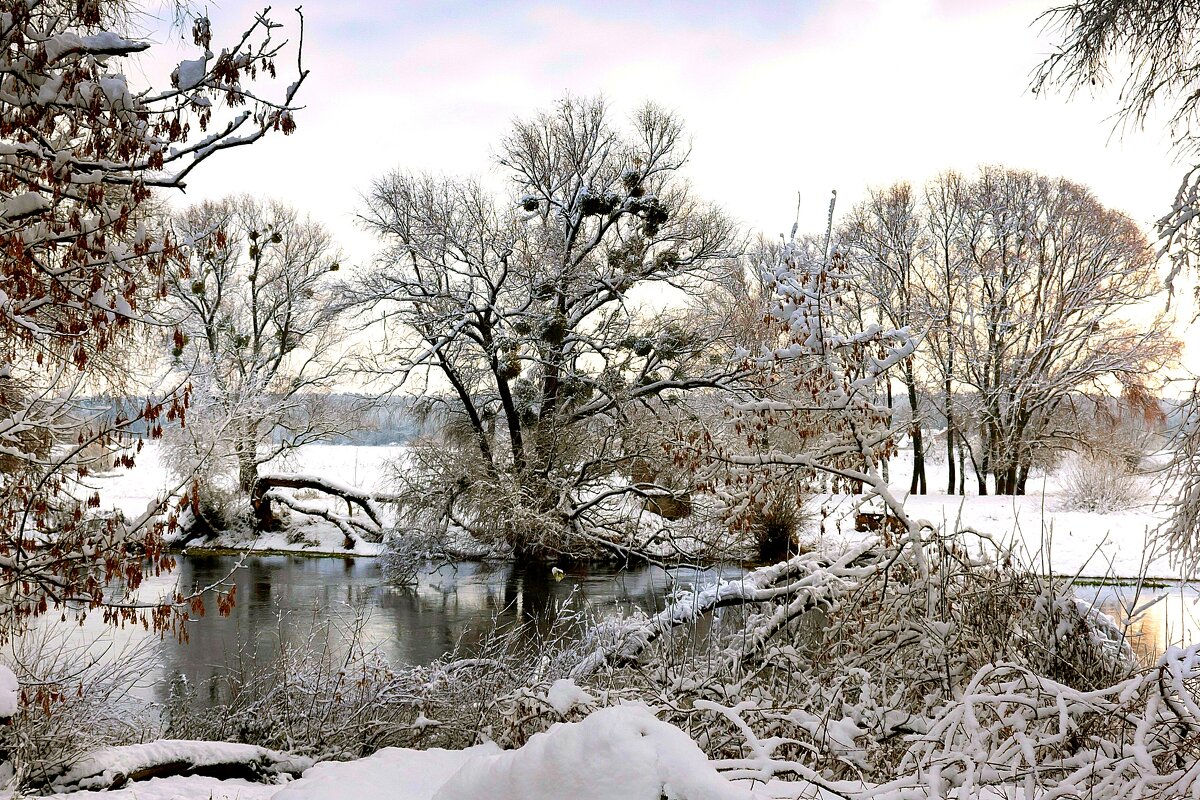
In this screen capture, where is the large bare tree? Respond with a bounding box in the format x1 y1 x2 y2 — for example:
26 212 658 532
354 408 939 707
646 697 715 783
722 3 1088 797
951 167 1174 494
353 96 743 560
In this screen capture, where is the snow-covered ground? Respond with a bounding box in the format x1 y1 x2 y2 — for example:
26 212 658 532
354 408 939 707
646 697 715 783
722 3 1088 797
84 443 1173 576
39 706 764 800
89 444 406 556
815 451 1175 580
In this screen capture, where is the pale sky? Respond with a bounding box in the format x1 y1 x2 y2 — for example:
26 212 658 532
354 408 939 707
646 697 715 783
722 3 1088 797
135 0 1182 271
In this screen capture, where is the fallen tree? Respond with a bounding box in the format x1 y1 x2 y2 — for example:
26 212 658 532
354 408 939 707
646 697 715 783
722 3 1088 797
44 740 311 793
251 473 388 548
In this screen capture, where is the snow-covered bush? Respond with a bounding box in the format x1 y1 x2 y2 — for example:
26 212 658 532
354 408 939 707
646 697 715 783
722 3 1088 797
0 629 159 790
552 531 1132 774
161 599 620 759
1058 451 1147 512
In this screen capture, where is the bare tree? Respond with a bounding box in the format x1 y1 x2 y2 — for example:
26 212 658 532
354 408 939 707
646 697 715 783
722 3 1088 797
836 167 1174 496
1035 0 1200 565
166 197 352 498
353 96 743 560
919 171 973 494
952 167 1175 494
839 182 930 494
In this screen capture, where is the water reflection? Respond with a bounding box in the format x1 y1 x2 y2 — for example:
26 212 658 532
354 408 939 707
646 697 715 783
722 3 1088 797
35 556 1200 710
1081 583 1200 664
149 555 741 707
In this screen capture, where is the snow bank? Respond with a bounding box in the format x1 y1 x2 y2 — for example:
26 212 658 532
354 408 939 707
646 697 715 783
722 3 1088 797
433 706 757 800
273 744 500 800
269 706 758 800
50 740 311 792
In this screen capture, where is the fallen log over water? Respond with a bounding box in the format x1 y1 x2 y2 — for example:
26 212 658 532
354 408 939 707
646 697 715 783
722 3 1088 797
251 472 386 546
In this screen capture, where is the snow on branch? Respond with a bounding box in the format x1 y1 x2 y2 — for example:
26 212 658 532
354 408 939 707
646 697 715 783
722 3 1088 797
571 539 884 678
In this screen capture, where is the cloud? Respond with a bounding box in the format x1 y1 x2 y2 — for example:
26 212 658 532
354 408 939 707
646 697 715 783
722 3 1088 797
141 0 1177 267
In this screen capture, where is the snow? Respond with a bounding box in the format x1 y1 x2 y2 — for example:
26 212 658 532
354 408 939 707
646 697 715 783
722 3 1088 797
37 708 763 800
273 744 500 800
432 706 757 800
173 57 208 92
0 191 49 220
50 740 310 792
42 32 145 62
543 678 595 715
0 663 17 718
42 775 277 800
823 447 1177 580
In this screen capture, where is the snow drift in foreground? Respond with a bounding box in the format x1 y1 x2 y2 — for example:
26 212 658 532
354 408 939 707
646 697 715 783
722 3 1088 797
42 706 762 800
430 705 755 800
274 705 762 800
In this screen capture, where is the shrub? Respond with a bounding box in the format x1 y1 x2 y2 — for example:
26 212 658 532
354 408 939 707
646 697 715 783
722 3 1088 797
0 630 159 790
1057 451 1147 512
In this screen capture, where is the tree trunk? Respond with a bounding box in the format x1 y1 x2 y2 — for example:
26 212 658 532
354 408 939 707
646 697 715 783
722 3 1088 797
974 424 993 494
970 435 988 496
251 474 385 534
956 437 967 495
236 434 257 495
905 367 926 495
994 461 1022 496
944 378 956 495
882 378 892 483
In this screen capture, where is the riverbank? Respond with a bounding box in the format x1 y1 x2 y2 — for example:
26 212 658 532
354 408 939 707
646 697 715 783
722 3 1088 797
24 556 1200 800
90 443 1178 578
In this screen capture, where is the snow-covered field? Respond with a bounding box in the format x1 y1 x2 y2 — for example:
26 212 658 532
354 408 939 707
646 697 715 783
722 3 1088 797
89 443 1177 579
817 454 1175 581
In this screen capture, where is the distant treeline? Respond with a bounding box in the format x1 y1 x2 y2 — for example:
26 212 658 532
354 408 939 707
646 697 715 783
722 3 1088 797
76 395 422 446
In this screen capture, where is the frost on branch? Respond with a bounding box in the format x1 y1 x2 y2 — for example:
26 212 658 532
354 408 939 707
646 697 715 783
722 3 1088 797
0 0 307 642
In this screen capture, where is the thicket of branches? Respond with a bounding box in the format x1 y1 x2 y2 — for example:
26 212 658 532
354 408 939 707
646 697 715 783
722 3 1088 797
0 0 307 641
146 526 1200 800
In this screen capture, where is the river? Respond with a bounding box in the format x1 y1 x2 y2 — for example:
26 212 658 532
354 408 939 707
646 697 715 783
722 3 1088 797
28 555 1200 711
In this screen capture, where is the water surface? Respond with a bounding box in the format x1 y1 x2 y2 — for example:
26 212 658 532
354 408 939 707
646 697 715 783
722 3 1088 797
35 555 1200 710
